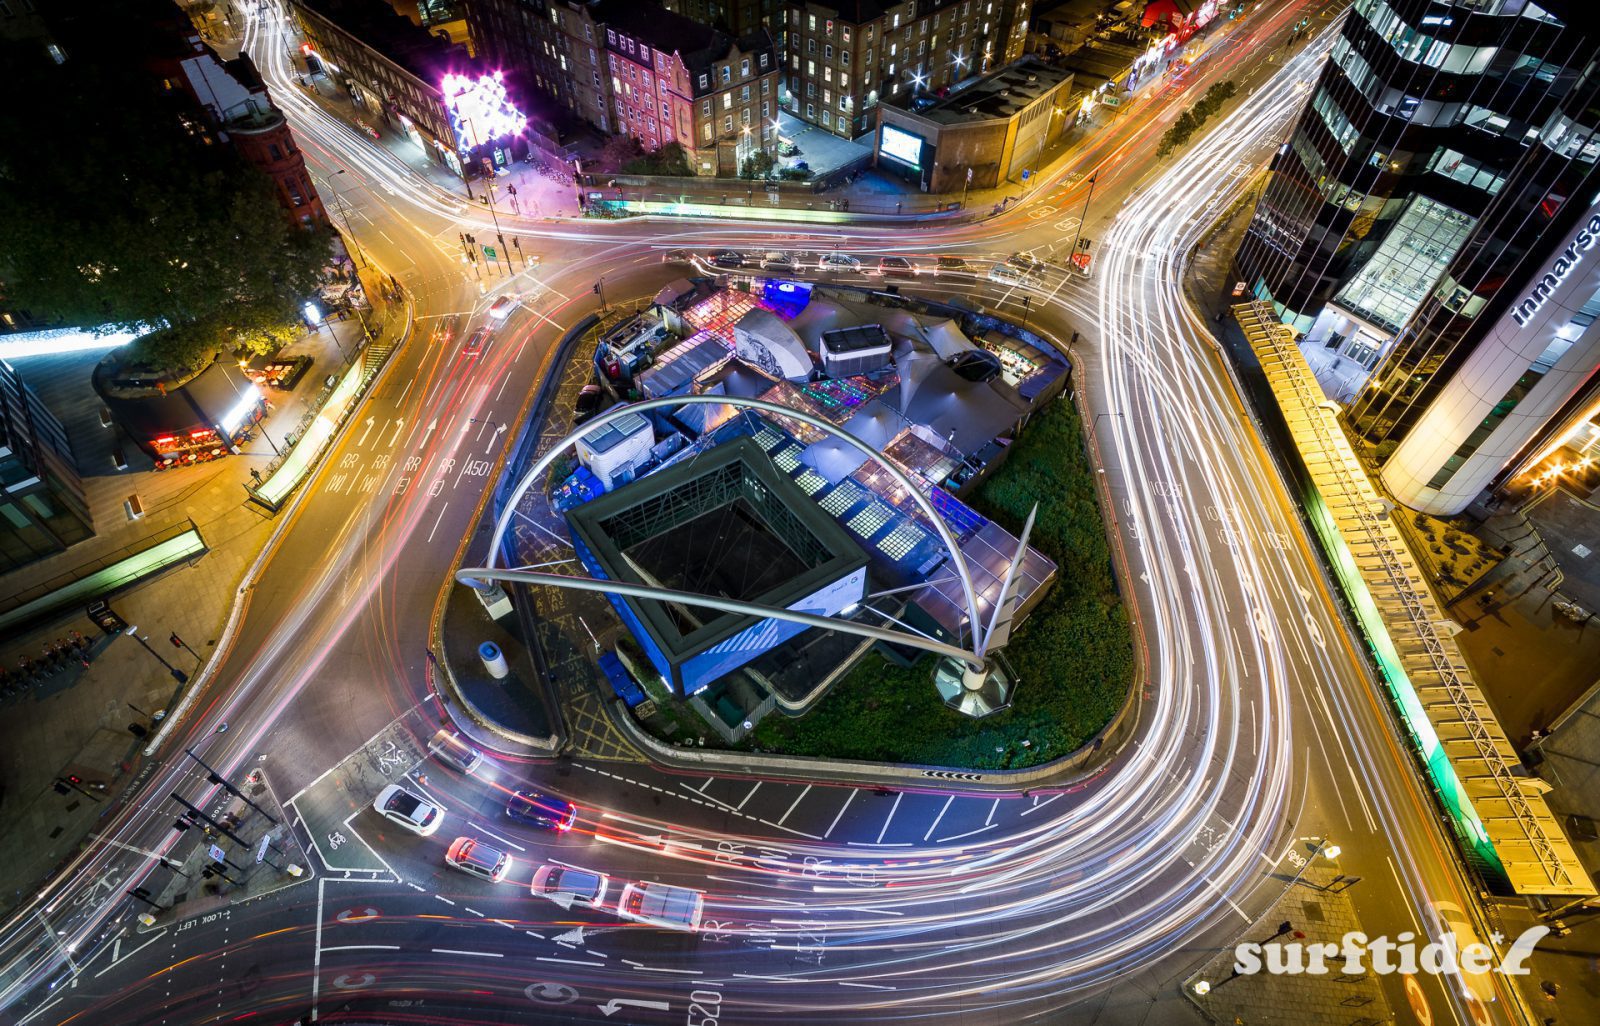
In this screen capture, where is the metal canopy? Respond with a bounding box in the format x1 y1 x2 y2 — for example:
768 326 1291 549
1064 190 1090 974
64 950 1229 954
1235 301 1592 897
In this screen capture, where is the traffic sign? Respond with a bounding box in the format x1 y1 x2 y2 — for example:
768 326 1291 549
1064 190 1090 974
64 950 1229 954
483 246 497 261
1021 169 1032 182
208 844 226 864
256 834 272 864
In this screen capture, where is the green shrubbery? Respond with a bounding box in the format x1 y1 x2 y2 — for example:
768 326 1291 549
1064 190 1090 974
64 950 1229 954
1157 80 1239 158
749 398 1134 769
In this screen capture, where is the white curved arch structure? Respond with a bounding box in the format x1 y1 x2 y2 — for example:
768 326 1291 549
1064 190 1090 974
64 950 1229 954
460 393 1029 671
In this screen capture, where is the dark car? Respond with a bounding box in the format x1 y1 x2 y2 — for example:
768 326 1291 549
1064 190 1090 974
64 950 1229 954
574 383 604 424
709 250 745 268
936 256 974 277
507 791 578 832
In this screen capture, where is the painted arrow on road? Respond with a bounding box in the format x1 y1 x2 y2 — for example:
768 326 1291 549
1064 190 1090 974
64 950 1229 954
484 422 507 454
552 924 584 944
357 416 375 445
598 998 670 1017
387 418 405 447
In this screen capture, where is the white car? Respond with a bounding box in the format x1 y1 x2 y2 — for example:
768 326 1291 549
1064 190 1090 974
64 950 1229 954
1425 901 1498 1014
817 252 862 272
372 784 444 836
760 251 799 272
531 864 610 908
487 295 518 320
987 263 1030 286
616 881 705 932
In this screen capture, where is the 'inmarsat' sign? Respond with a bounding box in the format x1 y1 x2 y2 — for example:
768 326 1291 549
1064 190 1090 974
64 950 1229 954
1511 208 1600 327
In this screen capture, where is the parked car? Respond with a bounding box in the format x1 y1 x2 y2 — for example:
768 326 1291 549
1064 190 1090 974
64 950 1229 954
487 295 517 320
463 326 491 356
372 784 444 836
574 383 605 424
616 881 705 932
506 790 578 832
428 729 484 774
935 256 974 277
817 252 862 273
660 249 693 264
709 250 745 268
531 864 610 908
878 256 919 278
760 251 799 272
445 836 512 883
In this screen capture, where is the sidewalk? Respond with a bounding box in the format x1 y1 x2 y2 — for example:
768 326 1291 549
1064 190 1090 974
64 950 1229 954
0 308 375 920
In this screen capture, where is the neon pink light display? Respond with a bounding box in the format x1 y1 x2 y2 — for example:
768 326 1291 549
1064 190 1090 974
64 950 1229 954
441 71 527 150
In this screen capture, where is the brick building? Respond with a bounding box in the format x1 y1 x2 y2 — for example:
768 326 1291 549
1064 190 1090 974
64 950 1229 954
779 0 1030 140
662 0 781 35
469 1 779 176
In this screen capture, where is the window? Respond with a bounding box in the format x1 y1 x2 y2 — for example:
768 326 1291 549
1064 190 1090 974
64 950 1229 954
703 123 713 142
760 52 770 69
607 29 616 44
703 99 712 116
762 100 770 118
839 94 849 111
1311 87 1360 153
724 114 733 131
842 50 851 67
808 13 816 30
741 108 751 126
808 38 816 53
721 65 731 84
808 60 815 76
843 27 851 43
723 93 733 109
269 143 282 160
741 58 750 76
699 73 709 89
762 78 770 95
806 102 815 117
825 45 833 60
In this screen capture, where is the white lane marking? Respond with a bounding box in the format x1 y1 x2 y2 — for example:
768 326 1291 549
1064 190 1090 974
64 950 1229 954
985 798 999 826
737 782 762 810
875 792 904 845
536 956 604 966
839 981 896 990
310 878 326 1019
923 795 955 841
320 945 401 952
434 895 456 906
426 502 450 543
1386 857 1423 934
777 785 812 826
433 948 504 958
823 789 857 838
1019 794 1063 816
1202 876 1250 921
470 823 527 853
938 822 999 843
93 928 168 979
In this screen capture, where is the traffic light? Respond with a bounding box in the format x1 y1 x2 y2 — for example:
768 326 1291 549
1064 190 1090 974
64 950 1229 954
300 43 313 55
170 632 184 648
592 283 601 295
67 774 83 786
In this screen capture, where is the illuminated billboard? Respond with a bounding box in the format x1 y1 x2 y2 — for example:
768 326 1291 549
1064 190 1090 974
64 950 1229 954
441 71 527 152
880 124 924 168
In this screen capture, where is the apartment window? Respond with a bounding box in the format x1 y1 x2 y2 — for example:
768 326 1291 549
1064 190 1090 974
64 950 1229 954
842 50 851 67
762 78 770 95
825 67 833 83
808 60 815 76
807 82 816 97
823 88 831 104
724 114 733 131
808 13 816 29
843 27 851 43
825 45 833 60
741 108 751 125
808 38 816 53
791 53 799 69
806 102 815 117
662 103 671 119
822 110 832 127
606 29 616 44
699 73 709 89
703 123 713 142
741 85 750 101
760 52 770 69
721 65 731 84
762 100 770 118
703 99 712 116
723 92 733 109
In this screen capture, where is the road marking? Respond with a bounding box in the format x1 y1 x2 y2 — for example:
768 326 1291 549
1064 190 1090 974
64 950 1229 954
320 945 401 952
985 798 999 826
464 907 484 917
875 792 903 845
1202 876 1250 921
737 782 762 810
426 502 450 543
536 956 603 966
1019 794 1063 816
778 785 812 825
310 878 326 1020
937 822 999 843
434 895 456 906
823 789 857 838
839 981 896 990
923 795 955 841
93 928 167 978
1386 857 1423 933
471 823 527 852
434 948 503 958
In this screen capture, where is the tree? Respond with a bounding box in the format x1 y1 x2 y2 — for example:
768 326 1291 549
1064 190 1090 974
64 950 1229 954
739 151 777 180
0 34 327 367
595 134 645 173
623 141 693 177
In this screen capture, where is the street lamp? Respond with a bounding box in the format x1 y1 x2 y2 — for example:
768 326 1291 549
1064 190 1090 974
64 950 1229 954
330 169 369 269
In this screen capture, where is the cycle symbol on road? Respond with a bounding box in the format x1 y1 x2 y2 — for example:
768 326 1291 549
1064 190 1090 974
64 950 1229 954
328 830 348 850
375 740 405 772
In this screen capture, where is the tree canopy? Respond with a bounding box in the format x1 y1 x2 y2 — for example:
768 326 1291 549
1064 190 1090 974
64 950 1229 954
0 35 326 366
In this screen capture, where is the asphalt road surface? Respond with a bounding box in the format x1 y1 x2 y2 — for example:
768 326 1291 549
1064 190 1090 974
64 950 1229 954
0 2 1533 1026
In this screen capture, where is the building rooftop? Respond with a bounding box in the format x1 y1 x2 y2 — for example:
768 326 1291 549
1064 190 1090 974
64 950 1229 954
893 58 1074 126
820 324 892 355
298 0 467 84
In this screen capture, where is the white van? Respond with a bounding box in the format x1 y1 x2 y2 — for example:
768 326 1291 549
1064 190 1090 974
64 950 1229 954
616 881 705 933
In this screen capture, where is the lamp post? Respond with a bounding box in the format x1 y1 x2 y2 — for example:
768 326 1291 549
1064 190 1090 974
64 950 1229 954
1067 171 1098 273
331 169 369 269
228 361 281 456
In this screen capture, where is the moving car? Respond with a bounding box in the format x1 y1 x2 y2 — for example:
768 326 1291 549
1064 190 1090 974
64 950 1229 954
1425 901 1497 1016
1006 251 1047 274
428 729 484 774
445 836 512 882
463 326 491 356
878 255 919 277
506 790 578 832
709 250 745 268
760 251 799 272
817 252 862 273
935 256 974 277
987 263 1031 286
616 881 705 932
531 864 610 908
487 295 518 320
372 784 444 836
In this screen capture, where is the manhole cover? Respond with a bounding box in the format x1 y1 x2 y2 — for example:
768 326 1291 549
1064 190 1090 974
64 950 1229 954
1302 901 1325 923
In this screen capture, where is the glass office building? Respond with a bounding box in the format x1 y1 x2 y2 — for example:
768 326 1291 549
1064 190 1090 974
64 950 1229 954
0 360 94 573
1233 0 1600 513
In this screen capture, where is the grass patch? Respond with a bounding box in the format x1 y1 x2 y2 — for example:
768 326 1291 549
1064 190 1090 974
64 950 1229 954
748 398 1134 769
